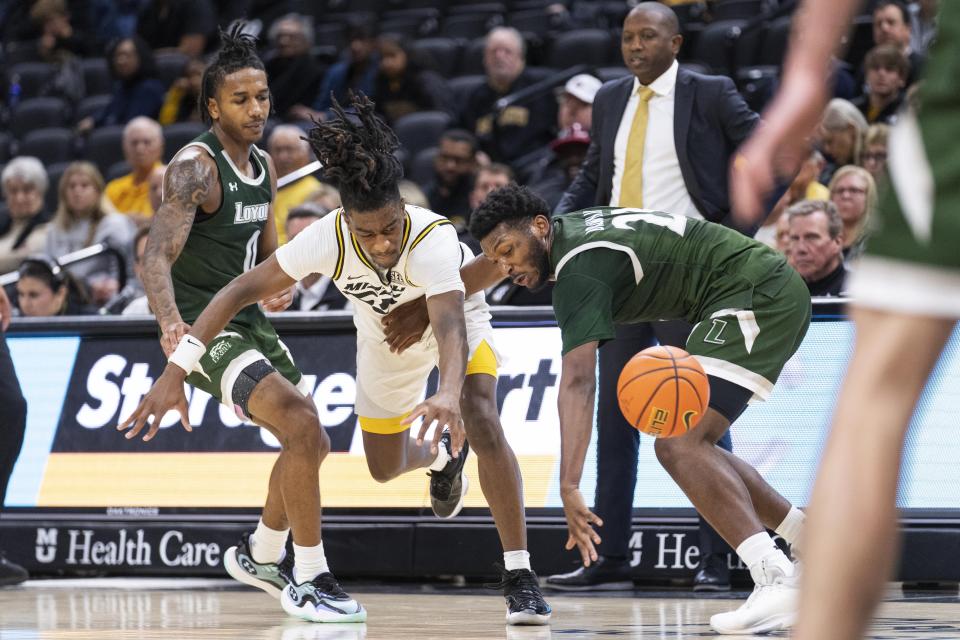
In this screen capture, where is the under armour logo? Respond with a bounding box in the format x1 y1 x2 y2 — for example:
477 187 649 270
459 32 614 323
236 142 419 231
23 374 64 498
228 182 238 192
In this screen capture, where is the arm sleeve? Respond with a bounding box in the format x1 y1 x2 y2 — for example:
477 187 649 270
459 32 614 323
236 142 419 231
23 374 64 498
552 250 636 354
274 216 338 281
406 222 466 298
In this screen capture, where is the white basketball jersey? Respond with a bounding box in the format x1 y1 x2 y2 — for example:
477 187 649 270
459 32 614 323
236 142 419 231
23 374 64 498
275 204 491 340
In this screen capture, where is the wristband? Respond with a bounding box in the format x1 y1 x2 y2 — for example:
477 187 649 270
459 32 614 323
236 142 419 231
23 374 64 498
169 335 206 373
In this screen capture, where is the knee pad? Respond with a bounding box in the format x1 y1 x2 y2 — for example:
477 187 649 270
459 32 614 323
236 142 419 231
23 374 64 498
231 359 276 419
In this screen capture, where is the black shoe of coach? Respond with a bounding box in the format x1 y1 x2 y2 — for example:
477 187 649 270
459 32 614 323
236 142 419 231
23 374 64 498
693 553 730 592
0 552 28 586
544 555 634 591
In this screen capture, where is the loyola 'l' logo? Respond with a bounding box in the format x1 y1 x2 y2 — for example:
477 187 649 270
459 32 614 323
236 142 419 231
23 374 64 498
234 202 269 224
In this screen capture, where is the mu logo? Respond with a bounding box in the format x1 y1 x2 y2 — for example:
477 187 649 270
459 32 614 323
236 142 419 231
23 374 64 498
342 280 407 315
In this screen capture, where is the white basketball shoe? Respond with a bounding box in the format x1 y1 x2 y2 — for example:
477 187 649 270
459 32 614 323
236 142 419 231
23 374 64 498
709 558 798 635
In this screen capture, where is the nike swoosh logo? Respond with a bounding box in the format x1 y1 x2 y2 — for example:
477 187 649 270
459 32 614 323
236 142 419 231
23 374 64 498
346 275 365 280
186 337 203 347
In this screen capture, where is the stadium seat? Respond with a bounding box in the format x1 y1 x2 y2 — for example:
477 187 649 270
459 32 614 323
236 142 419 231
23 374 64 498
44 161 72 212
712 0 765 21
0 133 10 163
736 65 779 112
11 97 69 135
20 128 75 166
508 10 555 36
162 122 208 163
759 15 793 67
107 161 132 182
75 94 113 124
155 52 188 89
379 16 434 39
82 125 125 175
443 13 503 40
597 66 631 82
843 14 875 69
448 3 506 16
548 29 615 69
448 74 486 107
680 62 713 76
410 38 462 77
314 23 347 50
81 58 112 96
458 37 488 76
8 62 55 99
691 19 748 76
393 111 452 160
408 146 438 187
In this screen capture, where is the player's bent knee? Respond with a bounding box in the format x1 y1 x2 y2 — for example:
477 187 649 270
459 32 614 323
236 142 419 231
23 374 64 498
277 403 322 454
365 458 399 484
654 437 684 469
462 407 506 455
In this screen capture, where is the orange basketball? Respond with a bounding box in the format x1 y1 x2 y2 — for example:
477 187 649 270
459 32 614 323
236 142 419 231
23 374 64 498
616 345 710 438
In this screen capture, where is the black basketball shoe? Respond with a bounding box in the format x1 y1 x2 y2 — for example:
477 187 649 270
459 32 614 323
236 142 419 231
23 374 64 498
488 564 552 625
428 430 469 519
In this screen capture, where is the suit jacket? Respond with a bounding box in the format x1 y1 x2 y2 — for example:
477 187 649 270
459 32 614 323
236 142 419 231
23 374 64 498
556 68 759 232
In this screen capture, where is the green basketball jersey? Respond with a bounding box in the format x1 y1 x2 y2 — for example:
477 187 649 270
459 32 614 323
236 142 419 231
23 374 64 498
171 131 273 331
550 207 793 354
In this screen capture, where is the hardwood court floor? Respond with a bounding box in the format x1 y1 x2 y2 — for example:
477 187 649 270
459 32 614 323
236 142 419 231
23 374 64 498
2 578 960 639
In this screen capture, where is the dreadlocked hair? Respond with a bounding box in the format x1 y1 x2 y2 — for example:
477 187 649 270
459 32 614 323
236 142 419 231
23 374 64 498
305 92 403 212
468 183 549 241
199 23 266 126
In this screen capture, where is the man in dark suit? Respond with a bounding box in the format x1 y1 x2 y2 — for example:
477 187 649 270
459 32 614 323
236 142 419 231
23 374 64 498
283 205 349 312
547 1 762 593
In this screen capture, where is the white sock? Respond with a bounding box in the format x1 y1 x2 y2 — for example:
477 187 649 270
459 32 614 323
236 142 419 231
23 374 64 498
504 550 531 572
428 441 450 471
249 519 289 565
775 506 805 553
736 531 794 584
293 542 330 584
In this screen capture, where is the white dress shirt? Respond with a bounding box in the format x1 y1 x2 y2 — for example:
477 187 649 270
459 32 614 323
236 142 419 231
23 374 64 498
610 60 701 219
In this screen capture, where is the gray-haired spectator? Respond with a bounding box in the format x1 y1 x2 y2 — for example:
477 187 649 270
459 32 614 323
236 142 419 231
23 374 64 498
786 200 849 296
105 116 165 221
0 158 50 274
265 14 325 122
818 98 869 184
459 27 558 165
269 125 323 244
828 165 877 262
284 204 349 312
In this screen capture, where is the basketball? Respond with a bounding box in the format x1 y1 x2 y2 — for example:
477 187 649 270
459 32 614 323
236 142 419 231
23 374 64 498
617 346 710 438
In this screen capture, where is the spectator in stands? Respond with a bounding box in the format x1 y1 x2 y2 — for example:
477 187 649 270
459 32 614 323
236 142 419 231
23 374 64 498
76 36 166 132
459 27 558 166
549 1 760 594
302 21 379 121
304 181 342 212
103 225 151 315
399 180 430 209
158 57 205 125
817 98 868 185
268 125 322 244
527 123 592 211
828 165 877 262
872 0 924 85
908 0 939 54
786 200 849 297
15 256 92 316
0 158 50 274
45 162 135 305
775 211 793 259
148 164 166 213
861 124 890 183
374 33 452 125
853 45 908 124
105 117 165 221
557 73 602 133
264 13 326 123
756 150 830 248
425 130 479 226
136 0 216 58
469 163 514 212
284 204 349 312
24 0 89 103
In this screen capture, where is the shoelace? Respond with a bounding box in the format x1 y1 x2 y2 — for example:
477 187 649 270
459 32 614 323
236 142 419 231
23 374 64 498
309 573 349 599
428 470 454 500
485 565 546 610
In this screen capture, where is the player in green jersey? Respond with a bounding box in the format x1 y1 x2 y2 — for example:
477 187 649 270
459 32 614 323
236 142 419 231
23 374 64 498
118 26 365 623
732 1 960 638
465 184 811 634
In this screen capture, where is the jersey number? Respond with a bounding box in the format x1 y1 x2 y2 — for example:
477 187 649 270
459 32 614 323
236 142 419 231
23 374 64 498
610 209 687 236
243 230 261 272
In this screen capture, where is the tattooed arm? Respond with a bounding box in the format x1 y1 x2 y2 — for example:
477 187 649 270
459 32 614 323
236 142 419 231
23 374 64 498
143 147 220 355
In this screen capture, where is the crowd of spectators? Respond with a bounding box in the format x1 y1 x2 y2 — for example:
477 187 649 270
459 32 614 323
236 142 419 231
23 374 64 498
0 0 937 317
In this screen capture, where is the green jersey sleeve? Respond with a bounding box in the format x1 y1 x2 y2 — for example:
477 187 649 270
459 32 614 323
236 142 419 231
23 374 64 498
553 249 637 355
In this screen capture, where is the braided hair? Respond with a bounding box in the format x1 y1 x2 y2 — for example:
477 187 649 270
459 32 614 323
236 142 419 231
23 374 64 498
199 23 266 126
468 183 549 242
305 92 403 212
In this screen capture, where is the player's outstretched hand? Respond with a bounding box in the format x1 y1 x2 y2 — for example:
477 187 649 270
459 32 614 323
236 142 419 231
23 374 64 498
117 366 192 442
382 296 430 354
160 321 192 357
560 486 603 567
402 391 465 457
260 285 295 312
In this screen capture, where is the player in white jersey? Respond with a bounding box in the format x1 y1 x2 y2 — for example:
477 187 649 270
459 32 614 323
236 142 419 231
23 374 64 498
121 94 551 625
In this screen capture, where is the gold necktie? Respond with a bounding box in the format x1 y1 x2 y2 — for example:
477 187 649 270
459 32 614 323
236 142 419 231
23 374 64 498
620 86 656 208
